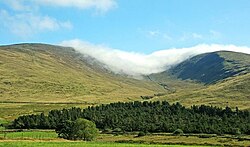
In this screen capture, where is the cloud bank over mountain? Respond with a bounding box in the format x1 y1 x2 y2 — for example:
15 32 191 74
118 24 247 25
60 39 250 76
0 0 116 38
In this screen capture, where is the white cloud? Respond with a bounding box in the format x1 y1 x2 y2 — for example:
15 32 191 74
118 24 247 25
1 0 116 38
0 10 72 38
35 0 117 12
2 0 34 11
3 0 117 12
60 39 250 76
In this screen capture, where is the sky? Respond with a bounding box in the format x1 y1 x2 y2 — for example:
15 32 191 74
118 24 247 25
0 0 250 76
1 0 250 53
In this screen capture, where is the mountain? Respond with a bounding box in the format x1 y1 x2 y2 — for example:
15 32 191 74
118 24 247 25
148 51 250 109
0 43 165 104
1 44 250 120
154 72 250 109
168 51 250 84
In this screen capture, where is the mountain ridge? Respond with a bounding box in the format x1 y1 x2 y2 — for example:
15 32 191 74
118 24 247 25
167 51 250 84
0 43 250 120
0 43 165 104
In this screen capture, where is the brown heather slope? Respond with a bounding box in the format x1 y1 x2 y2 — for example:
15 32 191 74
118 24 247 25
0 43 167 103
0 43 166 119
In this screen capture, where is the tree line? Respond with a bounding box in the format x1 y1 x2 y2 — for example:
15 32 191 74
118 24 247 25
10 101 250 135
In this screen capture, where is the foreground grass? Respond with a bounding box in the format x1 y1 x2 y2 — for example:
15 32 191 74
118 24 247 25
0 131 249 146
98 134 250 147
0 131 57 139
0 141 208 147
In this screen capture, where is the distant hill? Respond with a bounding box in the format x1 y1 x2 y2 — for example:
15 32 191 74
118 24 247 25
0 43 250 120
154 73 250 109
148 51 250 109
168 51 250 84
0 43 165 104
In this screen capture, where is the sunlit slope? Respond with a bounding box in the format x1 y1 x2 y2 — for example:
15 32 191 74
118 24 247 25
150 51 250 109
0 44 165 103
147 72 204 93
169 51 250 84
154 73 250 109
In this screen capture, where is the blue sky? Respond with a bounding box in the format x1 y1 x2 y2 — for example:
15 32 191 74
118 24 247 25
1 0 250 53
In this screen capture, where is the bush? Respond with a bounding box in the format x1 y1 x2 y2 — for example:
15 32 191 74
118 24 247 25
56 118 99 141
137 131 146 137
173 129 184 135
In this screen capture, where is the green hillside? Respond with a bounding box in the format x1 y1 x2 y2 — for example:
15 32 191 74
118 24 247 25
0 44 249 120
0 43 167 102
149 51 250 109
0 44 165 119
169 51 250 84
154 73 250 109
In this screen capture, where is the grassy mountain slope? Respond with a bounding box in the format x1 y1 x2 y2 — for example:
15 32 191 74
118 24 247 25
169 51 250 84
0 44 165 103
1 44 249 120
0 43 168 120
147 72 204 93
149 51 250 109
154 73 250 109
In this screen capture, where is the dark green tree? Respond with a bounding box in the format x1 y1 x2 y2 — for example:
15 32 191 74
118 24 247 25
74 118 99 141
56 120 75 140
10 101 250 135
56 118 99 141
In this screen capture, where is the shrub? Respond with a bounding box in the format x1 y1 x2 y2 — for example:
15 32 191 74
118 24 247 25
56 118 99 141
173 129 184 135
137 131 146 137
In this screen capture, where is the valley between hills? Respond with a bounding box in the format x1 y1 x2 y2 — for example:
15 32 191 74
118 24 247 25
0 43 250 120
0 43 250 146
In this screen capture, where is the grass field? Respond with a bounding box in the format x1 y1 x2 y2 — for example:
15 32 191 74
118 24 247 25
0 142 208 147
0 131 249 146
0 131 57 139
